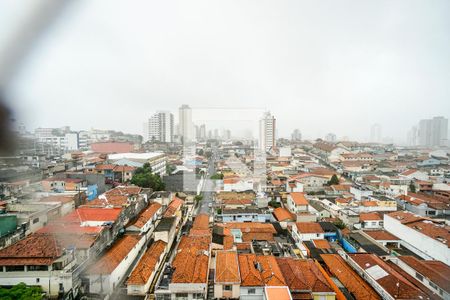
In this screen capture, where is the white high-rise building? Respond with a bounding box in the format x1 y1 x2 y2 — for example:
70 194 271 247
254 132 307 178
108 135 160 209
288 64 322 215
418 116 448 146
199 124 206 140
144 111 174 143
291 129 302 141
407 126 418 146
325 133 337 143
370 123 382 143
259 112 276 152
178 104 193 143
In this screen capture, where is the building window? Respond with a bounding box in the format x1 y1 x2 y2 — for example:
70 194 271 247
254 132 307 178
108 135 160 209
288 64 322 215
223 285 232 291
28 265 48 271
415 272 423 281
33 218 40 224
248 288 256 294
175 293 188 300
36 278 40 283
5 266 25 272
193 294 203 299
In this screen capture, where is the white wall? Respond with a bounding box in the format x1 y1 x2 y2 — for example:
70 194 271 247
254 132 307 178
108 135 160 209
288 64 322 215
384 215 450 265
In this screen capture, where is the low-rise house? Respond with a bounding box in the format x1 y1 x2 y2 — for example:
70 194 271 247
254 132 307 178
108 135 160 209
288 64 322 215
0 233 78 298
387 255 450 299
214 250 241 299
41 177 85 192
358 212 383 229
86 234 145 296
286 192 309 214
276 257 336 300
272 207 296 228
126 240 167 295
127 202 162 238
400 169 429 181
347 253 428 300
396 193 450 217
238 254 287 300
320 254 381 300
219 208 273 223
384 211 450 265
292 222 325 243
154 217 177 249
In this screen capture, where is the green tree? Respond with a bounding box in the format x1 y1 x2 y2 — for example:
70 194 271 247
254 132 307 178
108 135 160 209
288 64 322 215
210 173 224 180
130 163 165 190
327 174 340 186
0 283 44 300
268 200 281 208
409 181 416 193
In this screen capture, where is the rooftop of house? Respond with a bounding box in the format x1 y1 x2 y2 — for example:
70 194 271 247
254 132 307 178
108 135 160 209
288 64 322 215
264 286 292 300
163 196 184 217
128 202 162 229
276 257 334 293
359 212 382 221
273 207 296 222
349 253 427 299
56 207 122 224
104 185 142 196
398 256 450 293
127 240 167 285
88 234 141 275
171 235 210 284
295 222 324 234
290 192 308 206
320 254 381 300
0 233 63 266
215 250 240 284
364 230 399 241
238 254 286 287
192 213 210 231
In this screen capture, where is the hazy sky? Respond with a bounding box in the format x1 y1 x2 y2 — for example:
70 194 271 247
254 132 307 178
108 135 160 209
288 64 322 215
2 0 449 142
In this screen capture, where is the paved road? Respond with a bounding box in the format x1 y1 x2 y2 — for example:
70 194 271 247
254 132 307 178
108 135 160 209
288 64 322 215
197 149 217 215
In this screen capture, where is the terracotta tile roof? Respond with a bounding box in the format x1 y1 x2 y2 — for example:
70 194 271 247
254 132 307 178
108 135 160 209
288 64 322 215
320 254 380 300
127 240 167 285
56 207 121 224
171 235 210 284
216 191 255 201
290 192 308 206
223 222 276 234
312 239 331 249
88 235 141 274
359 212 382 221
192 213 210 230
265 286 292 300
364 230 399 241
276 258 334 293
405 220 450 247
349 253 427 299
215 250 240 284
238 254 264 286
95 164 116 171
295 222 324 234
128 202 162 229
38 195 75 204
163 196 184 217
273 207 296 222
399 256 450 292
113 165 136 172
387 211 425 224
0 234 63 266
104 185 142 196
257 255 286 286
361 201 378 207
87 195 129 207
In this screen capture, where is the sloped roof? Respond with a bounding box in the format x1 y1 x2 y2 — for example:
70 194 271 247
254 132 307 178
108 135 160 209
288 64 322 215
128 202 162 229
127 240 167 285
88 235 141 274
290 192 308 206
215 251 240 284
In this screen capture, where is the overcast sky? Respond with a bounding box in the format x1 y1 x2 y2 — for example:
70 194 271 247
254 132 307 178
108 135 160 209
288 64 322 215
1 0 449 142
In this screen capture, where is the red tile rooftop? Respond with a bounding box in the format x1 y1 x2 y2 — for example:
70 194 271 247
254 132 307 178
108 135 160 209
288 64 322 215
88 235 141 275
359 212 382 221
0 233 63 266
364 230 399 241
321 254 380 300
215 250 240 284
295 222 324 234
56 207 122 224
273 207 296 222
290 192 308 206
127 240 167 285
128 202 162 229
349 253 427 299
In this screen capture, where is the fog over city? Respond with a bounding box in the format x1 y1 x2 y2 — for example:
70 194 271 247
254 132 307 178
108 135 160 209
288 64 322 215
1 0 449 143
